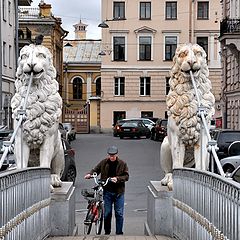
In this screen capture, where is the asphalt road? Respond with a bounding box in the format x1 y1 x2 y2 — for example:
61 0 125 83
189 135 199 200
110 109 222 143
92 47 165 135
71 133 165 236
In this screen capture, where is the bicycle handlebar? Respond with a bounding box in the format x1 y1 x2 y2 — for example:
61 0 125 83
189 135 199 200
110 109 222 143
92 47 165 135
91 172 111 187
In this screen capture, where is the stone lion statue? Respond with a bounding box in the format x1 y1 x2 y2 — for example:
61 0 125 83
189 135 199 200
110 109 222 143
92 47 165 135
160 43 215 190
11 44 64 187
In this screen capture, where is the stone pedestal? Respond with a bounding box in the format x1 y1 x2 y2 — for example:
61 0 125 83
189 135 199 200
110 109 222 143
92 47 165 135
50 182 77 236
144 181 173 237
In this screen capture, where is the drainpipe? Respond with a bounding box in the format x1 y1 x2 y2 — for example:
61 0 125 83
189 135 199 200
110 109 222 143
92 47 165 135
0 0 2 125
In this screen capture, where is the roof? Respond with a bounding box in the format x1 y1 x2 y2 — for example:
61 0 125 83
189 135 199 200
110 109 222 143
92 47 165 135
63 40 102 64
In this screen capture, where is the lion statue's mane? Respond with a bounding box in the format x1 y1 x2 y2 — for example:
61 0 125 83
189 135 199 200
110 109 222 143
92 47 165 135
160 43 215 190
11 44 64 187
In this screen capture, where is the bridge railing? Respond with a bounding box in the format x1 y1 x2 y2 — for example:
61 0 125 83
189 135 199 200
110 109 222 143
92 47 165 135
173 168 240 240
0 167 51 240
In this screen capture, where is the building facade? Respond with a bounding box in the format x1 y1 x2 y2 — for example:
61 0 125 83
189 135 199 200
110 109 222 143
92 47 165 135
63 21 102 133
18 2 67 100
0 0 32 127
219 0 240 129
99 0 222 132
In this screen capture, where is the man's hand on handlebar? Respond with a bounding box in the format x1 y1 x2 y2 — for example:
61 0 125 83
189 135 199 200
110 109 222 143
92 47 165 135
84 173 91 179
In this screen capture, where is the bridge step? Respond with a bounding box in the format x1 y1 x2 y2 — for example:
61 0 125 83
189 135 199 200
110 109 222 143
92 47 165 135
48 235 173 240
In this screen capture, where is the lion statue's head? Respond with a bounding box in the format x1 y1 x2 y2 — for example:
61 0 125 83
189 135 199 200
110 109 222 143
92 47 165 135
11 44 62 148
167 43 215 146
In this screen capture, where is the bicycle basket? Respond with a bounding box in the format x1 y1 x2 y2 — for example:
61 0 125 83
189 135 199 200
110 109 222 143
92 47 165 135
81 189 95 198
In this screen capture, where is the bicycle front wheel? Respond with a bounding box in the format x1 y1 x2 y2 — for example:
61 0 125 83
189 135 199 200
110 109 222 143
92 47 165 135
95 202 104 235
84 207 93 234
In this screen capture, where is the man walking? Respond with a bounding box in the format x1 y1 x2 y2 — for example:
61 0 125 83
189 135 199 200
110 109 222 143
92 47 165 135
84 146 129 235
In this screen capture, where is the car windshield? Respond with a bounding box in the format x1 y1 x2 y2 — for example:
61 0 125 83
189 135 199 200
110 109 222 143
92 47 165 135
122 122 138 127
218 132 240 144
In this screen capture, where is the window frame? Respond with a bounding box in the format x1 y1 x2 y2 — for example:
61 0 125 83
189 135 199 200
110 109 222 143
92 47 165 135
72 77 83 100
196 36 208 59
138 36 152 61
140 2 151 20
140 77 151 96
164 36 177 61
113 1 125 20
114 77 125 96
197 1 209 20
166 77 170 95
165 1 177 20
113 36 126 61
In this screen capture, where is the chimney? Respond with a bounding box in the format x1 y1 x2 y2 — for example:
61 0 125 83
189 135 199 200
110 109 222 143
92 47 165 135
39 2 52 17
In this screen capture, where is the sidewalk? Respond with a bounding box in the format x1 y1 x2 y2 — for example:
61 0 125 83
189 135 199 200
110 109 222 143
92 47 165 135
48 235 173 240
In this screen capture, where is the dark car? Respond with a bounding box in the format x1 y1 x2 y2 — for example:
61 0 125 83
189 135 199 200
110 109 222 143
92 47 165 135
113 119 128 137
63 122 76 141
118 121 151 139
60 138 77 183
59 123 67 140
0 137 15 171
150 119 168 141
230 164 240 183
212 129 240 160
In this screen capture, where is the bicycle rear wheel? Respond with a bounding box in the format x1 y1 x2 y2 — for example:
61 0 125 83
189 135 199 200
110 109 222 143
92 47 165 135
84 206 93 234
95 202 104 235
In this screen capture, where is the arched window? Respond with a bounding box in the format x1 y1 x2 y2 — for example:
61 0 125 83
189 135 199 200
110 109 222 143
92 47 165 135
73 78 82 99
96 77 101 96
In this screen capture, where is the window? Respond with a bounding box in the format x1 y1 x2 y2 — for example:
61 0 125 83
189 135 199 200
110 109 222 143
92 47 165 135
165 36 177 61
140 77 151 96
9 45 12 68
113 111 126 125
3 42 6 66
3 0 6 21
73 78 83 99
166 77 170 95
96 78 101 96
114 77 125 96
166 2 177 20
113 2 125 19
139 36 152 60
8 1 11 25
197 2 209 20
140 2 151 20
197 37 208 59
113 37 125 61
141 111 153 118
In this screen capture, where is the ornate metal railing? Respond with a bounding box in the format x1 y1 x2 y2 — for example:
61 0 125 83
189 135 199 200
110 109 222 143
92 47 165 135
220 18 240 36
173 168 240 240
0 168 51 240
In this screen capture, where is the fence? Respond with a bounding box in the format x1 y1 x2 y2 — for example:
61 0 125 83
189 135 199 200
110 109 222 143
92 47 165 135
0 168 51 240
173 168 240 240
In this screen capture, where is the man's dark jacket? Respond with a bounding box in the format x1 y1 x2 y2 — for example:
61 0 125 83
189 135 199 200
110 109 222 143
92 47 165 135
89 157 129 194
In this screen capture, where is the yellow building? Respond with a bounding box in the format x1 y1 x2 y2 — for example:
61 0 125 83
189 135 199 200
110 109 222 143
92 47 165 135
63 21 102 133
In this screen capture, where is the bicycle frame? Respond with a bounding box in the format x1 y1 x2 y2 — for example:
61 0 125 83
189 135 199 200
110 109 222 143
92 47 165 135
82 173 111 235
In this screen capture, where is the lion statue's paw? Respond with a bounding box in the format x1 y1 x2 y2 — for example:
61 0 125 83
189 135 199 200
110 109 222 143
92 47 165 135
161 173 173 191
51 174 62 188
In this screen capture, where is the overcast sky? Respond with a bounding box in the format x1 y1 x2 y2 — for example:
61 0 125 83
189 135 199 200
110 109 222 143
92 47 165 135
31 0 101 40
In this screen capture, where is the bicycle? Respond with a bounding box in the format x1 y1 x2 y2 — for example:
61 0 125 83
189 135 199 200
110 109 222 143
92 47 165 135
81 172 111 235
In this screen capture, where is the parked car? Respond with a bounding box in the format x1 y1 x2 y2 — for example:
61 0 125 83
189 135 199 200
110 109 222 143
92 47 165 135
63 123 76 141
118 120 151 139
61 138 77 183
229 164 240 183
126 118 156 131
150 119 168 141
113 119 128 137
0 136 15 171
59 123 67 140
217 141 240 174
212 129 240 160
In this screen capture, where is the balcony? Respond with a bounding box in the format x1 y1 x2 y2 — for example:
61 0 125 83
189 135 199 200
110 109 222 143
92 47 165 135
219 18 240 51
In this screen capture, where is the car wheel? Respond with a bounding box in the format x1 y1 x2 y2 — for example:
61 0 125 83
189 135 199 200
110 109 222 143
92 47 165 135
223 165 235 174
120 135 123 139
154 133 159 141
146 132 151 139
65 166 76 184
150 131 155 140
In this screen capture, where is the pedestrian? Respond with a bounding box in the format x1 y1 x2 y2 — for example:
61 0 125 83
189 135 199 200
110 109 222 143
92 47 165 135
84 145 129 235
